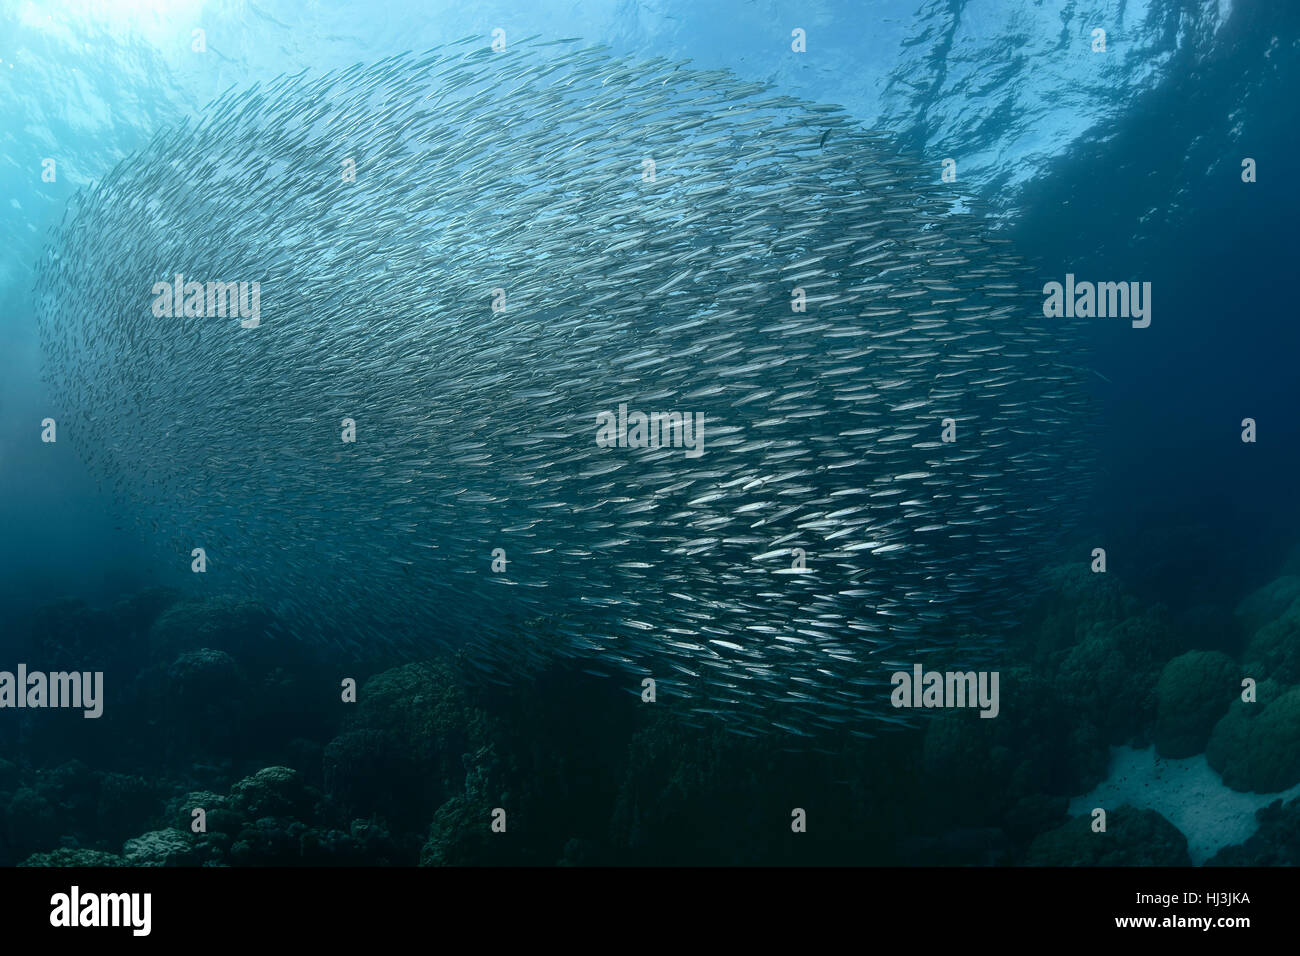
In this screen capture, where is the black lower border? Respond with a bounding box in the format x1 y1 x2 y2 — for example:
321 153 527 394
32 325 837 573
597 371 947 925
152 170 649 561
2 866 1294 942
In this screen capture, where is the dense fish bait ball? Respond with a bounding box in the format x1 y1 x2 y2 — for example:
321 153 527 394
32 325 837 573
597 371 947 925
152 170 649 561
36 40 1092 736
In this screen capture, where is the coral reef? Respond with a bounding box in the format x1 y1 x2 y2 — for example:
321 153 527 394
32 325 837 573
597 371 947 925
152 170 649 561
1154 651 1239 758
9 556 1300 867
1023 806 1191 866
1206 681 1300 793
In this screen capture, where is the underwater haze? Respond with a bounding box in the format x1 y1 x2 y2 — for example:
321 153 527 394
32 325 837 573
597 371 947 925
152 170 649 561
1 0 1299 870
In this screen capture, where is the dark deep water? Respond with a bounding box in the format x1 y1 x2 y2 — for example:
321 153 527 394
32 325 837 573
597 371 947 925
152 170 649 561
1015 0 1300 609
1 0 1299 876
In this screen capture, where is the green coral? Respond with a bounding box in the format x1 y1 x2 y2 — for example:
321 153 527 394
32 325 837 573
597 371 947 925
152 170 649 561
230 766 314 820
20 848 123 867
1153 650 1239 758
1050 612 1175 745
1206 681 1300 793
169 790 242 837
1236 576 1300 636
420 796 515 866
324 660 493 832
348 661 488 765
1243 596 1300 685
1022 806 1190 866
921 667 1107 825
122 829 198 866
148 598 273 661
1027 564 1139 661
608 712 784 865
419 739 514 866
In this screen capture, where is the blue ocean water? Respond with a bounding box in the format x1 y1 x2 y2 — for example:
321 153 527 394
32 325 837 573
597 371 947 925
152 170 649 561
1 0 1298 870
3 0 1292 608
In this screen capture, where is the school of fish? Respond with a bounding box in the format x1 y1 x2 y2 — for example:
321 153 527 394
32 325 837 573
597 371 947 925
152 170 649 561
34 38 1093 737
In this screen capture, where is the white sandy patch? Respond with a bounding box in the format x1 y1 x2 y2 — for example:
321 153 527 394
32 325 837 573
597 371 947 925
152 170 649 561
1069 745 1300 864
